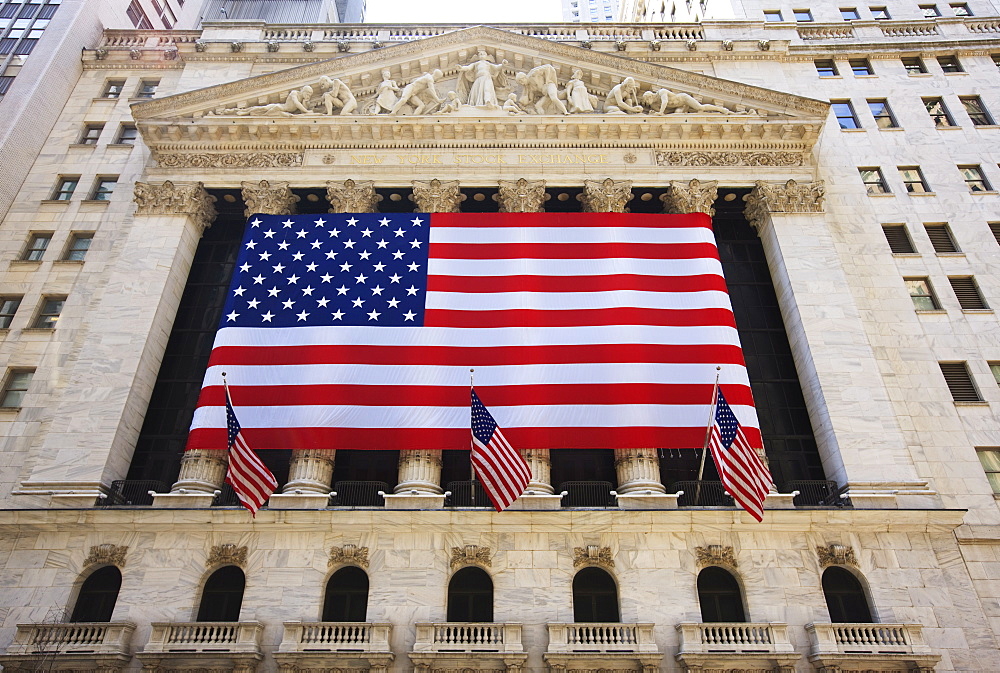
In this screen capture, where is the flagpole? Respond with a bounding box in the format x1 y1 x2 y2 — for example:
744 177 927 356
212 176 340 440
469 368 476 506
695 366 722 505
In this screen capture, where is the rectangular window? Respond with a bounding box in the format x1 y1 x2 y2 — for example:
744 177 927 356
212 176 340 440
920 3 941 16
78 123 103 145
63 233 93 261
906 278 940 310
994 54 1000 70
841 7 860 19
902 56 927 74
849 58 874 75
764 9 784 20
793 8 814 21
0 296 21 328
53 177 78 201
860 167 890 194
135 79 158 99
990 363 1000 386
115 124 138 145
977 449 1000 493
899 166 931 193
960 96 994 126
949 276 989 310
924 97 956 127
21 233 51 261
989 222 1000 245
950 2 971 15
882 224 916 253
102 79 126 98
924 223 959 252
1 369 33 408
831 100 860 129
960 165 992 192
32 296 65 329
937 55 964 73
939 362 982 402
870 5 890 18
126 0 153 28
815 59 839 76
868 99 899 128
90 176 117 201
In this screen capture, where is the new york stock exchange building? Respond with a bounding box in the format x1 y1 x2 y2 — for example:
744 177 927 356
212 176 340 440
2 3 1000 672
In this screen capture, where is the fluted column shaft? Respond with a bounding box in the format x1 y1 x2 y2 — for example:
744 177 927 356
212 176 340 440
171 450 228 494
520 449 553 494
614 448 666 494
283 449 337 494
395 450 443 494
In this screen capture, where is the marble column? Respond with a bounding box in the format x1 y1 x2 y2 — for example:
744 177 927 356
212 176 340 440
283 449 336 494
394 449 444 494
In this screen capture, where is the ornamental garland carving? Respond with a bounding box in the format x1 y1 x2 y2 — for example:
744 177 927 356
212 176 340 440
83 544 128 568
329 544 370 568
661 178 718 216
450 544 492 568
327 179 381 214
817 544 858 568
573 545 615 569
410 179 465 213
207 544 248 567
654 151 804 167
155 152 304 169
497 179 546 213
581 178 632 213
695 545 738 569
241 180 300 216
133 180 217 231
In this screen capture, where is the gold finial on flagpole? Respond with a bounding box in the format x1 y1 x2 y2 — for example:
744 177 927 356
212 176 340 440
470 368 475 387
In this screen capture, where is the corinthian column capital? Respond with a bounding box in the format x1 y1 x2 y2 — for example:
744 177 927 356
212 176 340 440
410 179 464 212
581 178 632 213
745 179 825 229
327 179 381 213
241 179 299 216
133 180 217 231
497 179 547 213
661 178 718 216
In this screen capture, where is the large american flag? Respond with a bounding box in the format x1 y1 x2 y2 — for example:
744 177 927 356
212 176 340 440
187 212 761 452
708 387 772 521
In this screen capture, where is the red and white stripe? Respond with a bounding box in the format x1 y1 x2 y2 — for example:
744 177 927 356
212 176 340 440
708 424 771 522
227 430 278 515
189 212 761 452
472 429 531 512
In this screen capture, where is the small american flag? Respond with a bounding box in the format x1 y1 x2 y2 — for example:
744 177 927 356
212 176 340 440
471 388 531 511
226 388 278 516
708 387 772 521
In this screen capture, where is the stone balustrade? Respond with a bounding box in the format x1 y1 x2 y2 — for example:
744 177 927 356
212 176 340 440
278 621 392 652
138 621 264 671
675 621 799 672
0 622 136 671
412 622 524 653
547 622 659 653
805 622 941 671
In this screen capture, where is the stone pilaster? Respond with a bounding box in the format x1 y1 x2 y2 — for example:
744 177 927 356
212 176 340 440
327 179 381 213
580 178 632 213
241 179 299 216
660 178 718 216
283 449 336 494
410 179 464 212
395 449 443 494
497 179 546 212
134 180 218 230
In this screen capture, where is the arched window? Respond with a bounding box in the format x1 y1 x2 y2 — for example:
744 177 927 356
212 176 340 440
447 566 493 622
197 566 245 622
697 567 746 622
323 566 369 621
70 566 122 622
822 567 873 623
572 567 620 623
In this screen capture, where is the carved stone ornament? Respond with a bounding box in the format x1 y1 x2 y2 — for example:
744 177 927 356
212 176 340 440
654 151 803 168
133 180 218 231
241 179 300 216
581 178 633 213
497 179 546 213
722 39 734 51
573 545 615 568
327 180 381 214
155 152 303 169
95 48 108 60
695 544 738 569
329 544 370 568
817 544 859 568
129 48 141 60
83 544 127 568
661 179 719 216
450 544 492 568
744 179 825 229
758 39 771 51
410 179 465 212
207 544 248 567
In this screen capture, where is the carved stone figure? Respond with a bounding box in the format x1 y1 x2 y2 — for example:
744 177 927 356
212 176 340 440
564 68 597 113
604 77 643 114
225 84 313 116
456 48 508 108
318 76 357 115
438 91 462 114
390 69 444 115
514 64 569 115
372 68 399 114
502 92 527 115
641 87 734 115
498 179 546 212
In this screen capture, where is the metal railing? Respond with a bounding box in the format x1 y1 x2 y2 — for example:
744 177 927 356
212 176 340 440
331 481 388 507
672 481 734 507
784 480 851 507
444 480 491 507
95 480 164 507
557 481 615 507
212 484 242 507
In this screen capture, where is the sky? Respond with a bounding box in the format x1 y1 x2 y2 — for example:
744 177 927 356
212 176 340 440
364 0 563 23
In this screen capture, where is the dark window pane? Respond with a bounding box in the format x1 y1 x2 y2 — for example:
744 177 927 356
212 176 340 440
197 566 245 621
573 567 620 622
70 566 122 622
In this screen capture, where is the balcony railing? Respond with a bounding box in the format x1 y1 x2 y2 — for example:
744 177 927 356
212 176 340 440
412 623 524 653
547 623 659 653
784 480 851 507
331 481 388 507
676 622 794 655
143 621 263 654
672 481 734 507
806 622 931 655
212 484 242 507
444 480 491 507
2 622 136 656
96 480 164 507
557 481 616 507
278 622 392 653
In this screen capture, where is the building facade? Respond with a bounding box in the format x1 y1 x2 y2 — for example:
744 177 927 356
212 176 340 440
1 3 1000 672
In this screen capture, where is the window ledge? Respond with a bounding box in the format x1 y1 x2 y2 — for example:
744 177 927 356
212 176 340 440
818 75 843 79
853 74 878 78
20 328 55 334
127 97 155 103
39 199 71 206
955 401 989 406
936 252 966 257
52 260 85 266
907 73 933 77
106 143 135 149
892 252 921 257
971 125 1000 130
8 260 42 268
840 128 867 132
943 71 969 75
915 309 947 314
878 127 904 131
969 191 999 196
935 125 962 130
867 193 895 197
68 144 97 150
906 192 936 196
961 309 994 314
80 199 111 206
0 407 21 415
91 97 120 103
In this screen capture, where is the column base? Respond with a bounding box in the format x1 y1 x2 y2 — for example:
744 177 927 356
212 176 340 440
152 492 216 508
49 492 105 508
382 493 446 509
844 481 939 509
615 492 679 509
506 493 564 510
763 493 796 509
268 492 331 509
